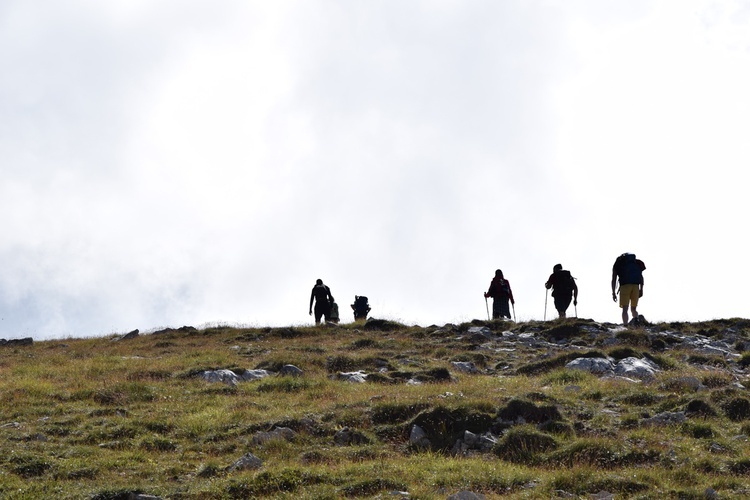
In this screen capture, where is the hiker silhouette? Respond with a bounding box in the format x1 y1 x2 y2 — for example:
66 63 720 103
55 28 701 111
545 264 578 319
484 269 514 320
309 279 334 325
611 253 646 326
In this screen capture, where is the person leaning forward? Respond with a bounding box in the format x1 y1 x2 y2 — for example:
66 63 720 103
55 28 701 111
484 269 514 320
309 279 334 325
611 253 646 326
545 264 578 318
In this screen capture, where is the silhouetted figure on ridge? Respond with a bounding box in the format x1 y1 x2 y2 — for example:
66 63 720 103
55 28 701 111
484 269 514 320
545 264 578 319
309 279 334 325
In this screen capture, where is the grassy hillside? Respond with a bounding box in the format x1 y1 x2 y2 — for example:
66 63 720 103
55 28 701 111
2 318 750 499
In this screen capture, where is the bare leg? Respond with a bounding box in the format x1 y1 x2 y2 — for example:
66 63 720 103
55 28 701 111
621 307 629 325
631 306 638 323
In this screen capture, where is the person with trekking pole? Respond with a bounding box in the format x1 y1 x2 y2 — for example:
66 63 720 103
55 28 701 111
544 264 578 319
484 269 515 320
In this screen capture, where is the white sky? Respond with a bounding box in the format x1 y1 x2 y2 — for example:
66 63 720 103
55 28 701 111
1 0 749 339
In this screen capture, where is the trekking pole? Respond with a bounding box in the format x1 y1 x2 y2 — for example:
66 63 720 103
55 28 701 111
544 289 548 321
512 302 516 322
484 296 490 321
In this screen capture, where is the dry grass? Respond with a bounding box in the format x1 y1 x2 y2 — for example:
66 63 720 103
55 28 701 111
1 318 750 498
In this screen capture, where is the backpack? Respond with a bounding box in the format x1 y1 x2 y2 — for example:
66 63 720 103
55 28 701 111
352 296 370 317
555 270 575 294
617 253 643 285
313 285 330 302
500 280 511 297
490 278 510 298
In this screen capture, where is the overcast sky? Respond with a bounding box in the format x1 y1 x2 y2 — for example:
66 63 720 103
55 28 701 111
2 0 749 339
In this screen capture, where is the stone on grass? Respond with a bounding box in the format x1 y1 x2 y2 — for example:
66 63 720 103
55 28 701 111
0 338 33 347
112 329 139 342
409 425 431 449
467 326 492 338
451 361 479 374
333 427 371 446
240 369 271 381
336 371 368 383
252 427 296 446
565 357 614 374
642 411 686 426
201 369 239 386
227 452 263 472
448 492 486 500
614 357 660 380
279 364 303 377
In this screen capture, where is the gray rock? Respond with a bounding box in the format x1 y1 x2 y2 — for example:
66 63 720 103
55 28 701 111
201 369 239 385
240 369 271 381
409 425 431 449
279 364 303 377
451 361 479 374
114 329 140 341
589 492 615 500
642 411 686 426
467 326 492 338
565 357 614 374
227 452 263 471
337 371 367 383
666 376 704 391
614 357 660 380
447 491 486 500
252 427 296 446
452 430 498 454
1 337 33 347
333 427 370 446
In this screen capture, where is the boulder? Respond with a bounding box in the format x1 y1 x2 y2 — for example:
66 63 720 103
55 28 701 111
409 425 431 449
451 361 479 374
642 411 686 426
614 357 660 380
240 369 271 381
279 365 304 377
336 371 367 383
448 492 486 500
226 452 263 472
333 427 370 446
252 427 296 446
0 338 33 347
565 357 614 375
201 369 239 385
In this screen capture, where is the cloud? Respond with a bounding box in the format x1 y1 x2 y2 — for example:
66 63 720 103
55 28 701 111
1 1 749 339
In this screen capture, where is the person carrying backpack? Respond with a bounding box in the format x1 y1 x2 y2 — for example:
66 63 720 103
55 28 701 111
545 264 578 319
484 269 515 320
611 253 646 326
351 295 370 321
309 279 334 325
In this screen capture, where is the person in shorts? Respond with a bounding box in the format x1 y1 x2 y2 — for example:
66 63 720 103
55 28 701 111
611 253 646 326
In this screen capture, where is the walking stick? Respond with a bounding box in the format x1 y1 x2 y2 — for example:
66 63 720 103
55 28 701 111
484 296 490 321
512 302 516 322
544 288 548 321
